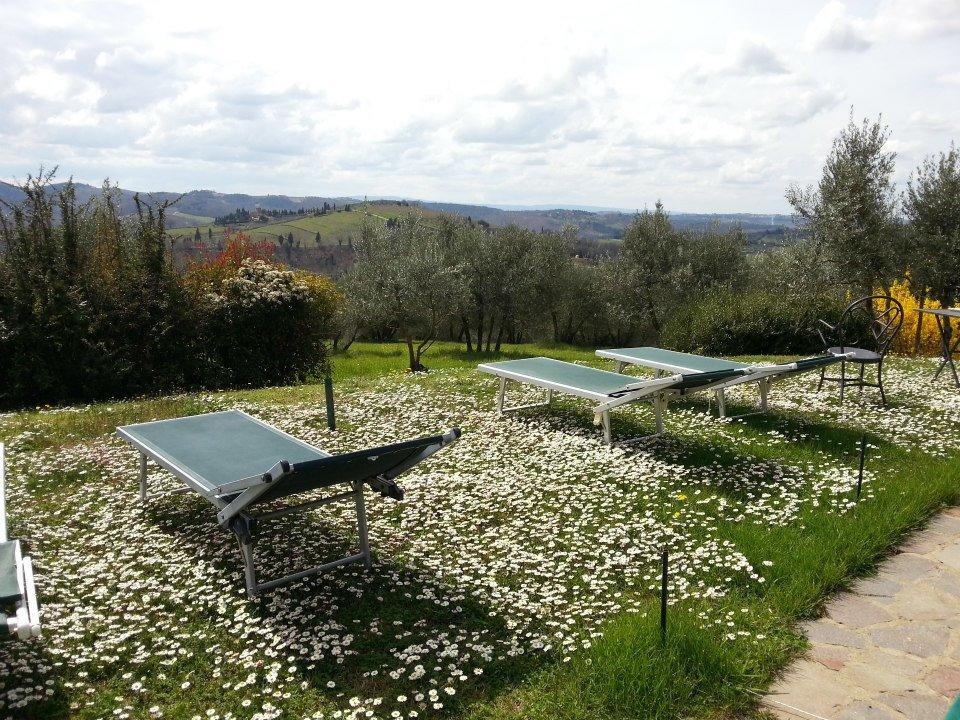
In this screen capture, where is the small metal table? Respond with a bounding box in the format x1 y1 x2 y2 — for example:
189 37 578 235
917 307 960 387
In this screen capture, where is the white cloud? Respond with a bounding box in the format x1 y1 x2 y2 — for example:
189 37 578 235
687 38 789 83
805 2 873 51
0 0 956 212
907 110 958 132
874 0 960 39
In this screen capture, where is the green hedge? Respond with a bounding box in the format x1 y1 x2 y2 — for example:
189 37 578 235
662 289 847 356
0 179 334 409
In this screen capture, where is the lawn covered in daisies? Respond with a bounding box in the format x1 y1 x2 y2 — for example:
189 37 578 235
1 342 959 720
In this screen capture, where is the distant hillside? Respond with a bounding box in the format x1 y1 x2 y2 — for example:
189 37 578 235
0 181 356 229
1 180 796 250
421 201 795 248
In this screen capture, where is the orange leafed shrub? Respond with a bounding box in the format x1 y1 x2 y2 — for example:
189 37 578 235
185 231 276 294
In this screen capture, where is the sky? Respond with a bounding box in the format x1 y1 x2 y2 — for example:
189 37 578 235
1 0 958 213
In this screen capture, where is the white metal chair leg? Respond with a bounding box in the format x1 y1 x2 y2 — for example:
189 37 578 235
716 389 727 418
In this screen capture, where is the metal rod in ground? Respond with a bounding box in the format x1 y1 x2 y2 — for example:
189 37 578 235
660 546 668 642
856 433 867 500
324 375 336 431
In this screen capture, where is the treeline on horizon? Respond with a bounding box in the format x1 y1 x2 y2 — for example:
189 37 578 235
338 114 959 371
0 113 957 404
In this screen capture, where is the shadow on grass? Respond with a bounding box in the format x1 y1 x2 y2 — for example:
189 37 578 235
0 639 71 719
142 495 541 717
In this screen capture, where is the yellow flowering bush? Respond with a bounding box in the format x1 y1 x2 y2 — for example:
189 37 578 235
888 277 944 356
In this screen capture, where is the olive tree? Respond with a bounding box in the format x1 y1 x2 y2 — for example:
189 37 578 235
904 144 960 349
342 214 463 372
617 201 680 342
786 114 901 296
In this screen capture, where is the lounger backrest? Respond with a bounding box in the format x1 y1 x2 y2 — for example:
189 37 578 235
250 431 460 505
792 354 844 372
671 368 747 391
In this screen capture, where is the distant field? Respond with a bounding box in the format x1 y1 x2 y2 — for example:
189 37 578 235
166 203 440 248
167 210 214 226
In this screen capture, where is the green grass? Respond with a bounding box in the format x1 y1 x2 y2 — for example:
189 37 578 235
2 342 958 720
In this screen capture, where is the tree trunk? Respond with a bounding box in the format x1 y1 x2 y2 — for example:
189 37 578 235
405 336 418 372
495 323 504 352
913 289 927 356
461 317 473 352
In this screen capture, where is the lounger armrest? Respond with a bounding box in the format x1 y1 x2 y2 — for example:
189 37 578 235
364 428 461 499
377 428 462 482
610 374 684 396
213 460 291 496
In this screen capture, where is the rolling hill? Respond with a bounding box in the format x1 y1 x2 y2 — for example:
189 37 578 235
1 180 797 254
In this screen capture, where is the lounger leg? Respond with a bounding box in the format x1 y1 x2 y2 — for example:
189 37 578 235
617 361 627 373
497 377 507 415
759 379 770 412
139 452 148 502
858 364 865 396
546 389 553 406
839 361 846 403
716 389 727 418
601 411 612 445
354 481 371 567
817 367 825 391
237 535 258 598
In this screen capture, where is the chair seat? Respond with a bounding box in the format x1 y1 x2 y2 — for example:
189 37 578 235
828 347 881 363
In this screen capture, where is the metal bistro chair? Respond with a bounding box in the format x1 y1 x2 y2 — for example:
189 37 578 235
817 295 904 404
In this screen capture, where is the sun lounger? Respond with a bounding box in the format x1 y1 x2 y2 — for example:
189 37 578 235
477 357 748 444
1 443 41 640
117 410 460 597
596 347 847 417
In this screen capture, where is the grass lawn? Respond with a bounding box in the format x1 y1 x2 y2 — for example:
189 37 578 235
1 342 958 720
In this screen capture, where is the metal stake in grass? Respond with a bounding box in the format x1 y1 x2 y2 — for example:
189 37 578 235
325 375 336 431
856 433 867 500
660 546 669 642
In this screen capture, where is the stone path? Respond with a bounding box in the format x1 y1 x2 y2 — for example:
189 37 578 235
763 507 960 720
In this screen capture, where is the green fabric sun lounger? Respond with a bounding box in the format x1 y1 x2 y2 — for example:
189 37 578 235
596 347 847 418
477 357 749 444
1 443 41 640
117 410 460 597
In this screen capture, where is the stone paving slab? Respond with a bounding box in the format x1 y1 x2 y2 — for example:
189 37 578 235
763 507 960 719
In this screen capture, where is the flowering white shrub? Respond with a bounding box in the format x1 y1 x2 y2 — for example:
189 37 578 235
207 260 311 310
201 260 330 387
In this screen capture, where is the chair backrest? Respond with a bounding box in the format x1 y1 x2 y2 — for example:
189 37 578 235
835 295 904 356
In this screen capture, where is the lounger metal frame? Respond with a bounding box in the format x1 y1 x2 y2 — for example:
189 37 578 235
0 443 41 640
484 363 683 444
597 350 852 419
118 411 460 597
